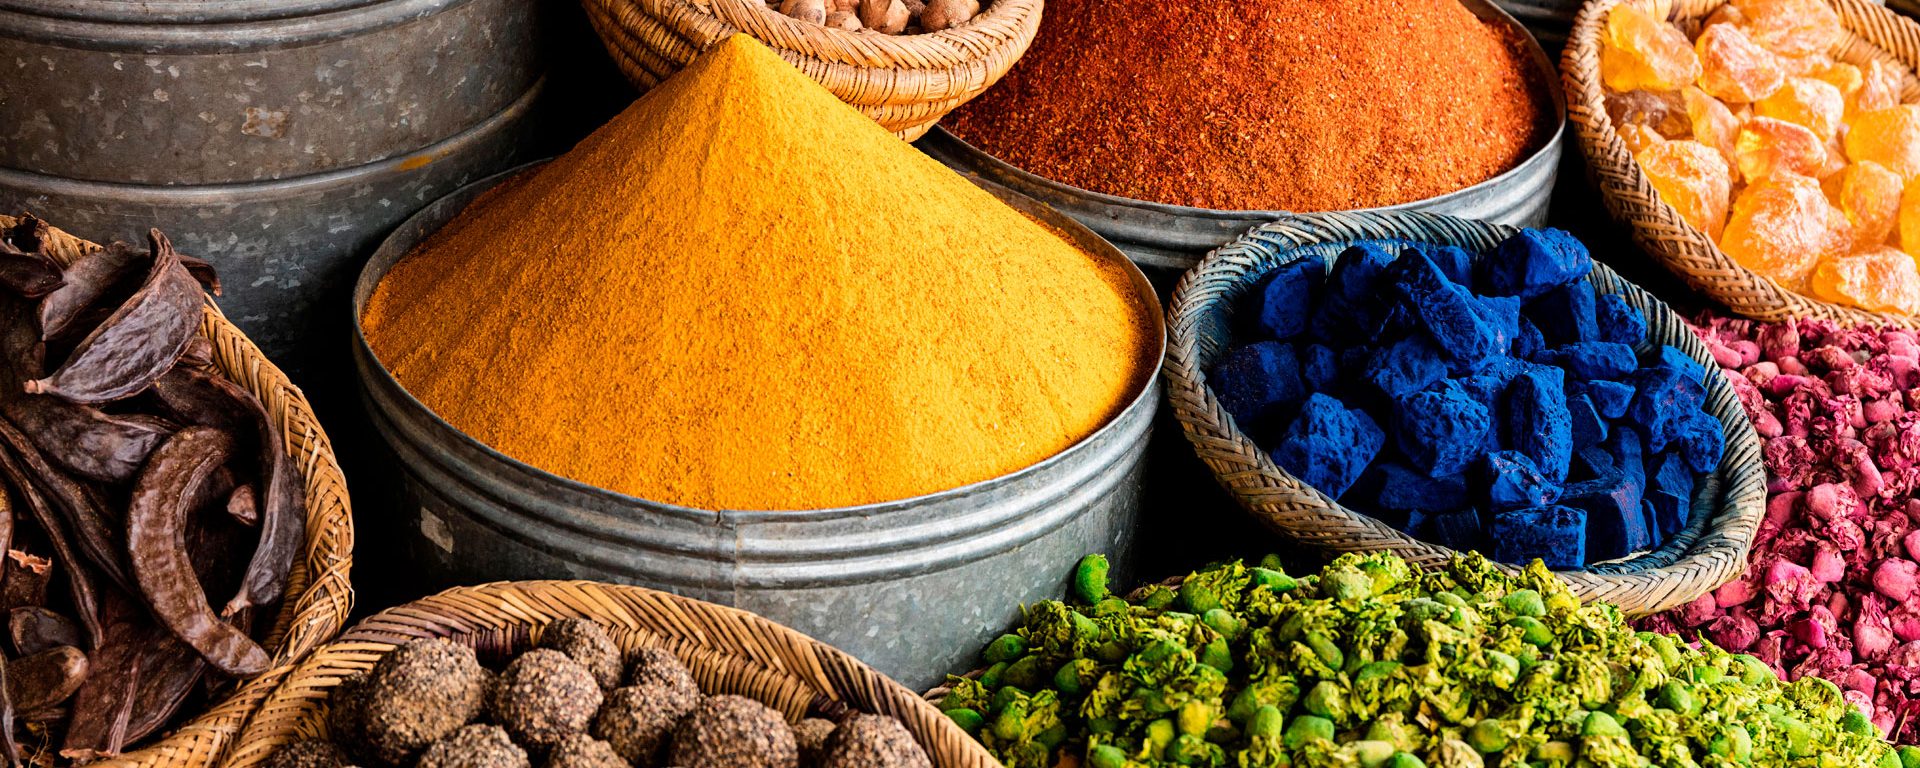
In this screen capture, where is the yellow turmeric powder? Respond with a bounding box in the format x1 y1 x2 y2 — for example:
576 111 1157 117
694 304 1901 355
362 35 1157 511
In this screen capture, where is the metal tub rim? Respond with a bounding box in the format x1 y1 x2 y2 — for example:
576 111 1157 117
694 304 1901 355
351 160 1167 575
0 0 481 51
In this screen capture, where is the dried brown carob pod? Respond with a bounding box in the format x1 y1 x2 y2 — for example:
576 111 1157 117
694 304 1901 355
0 418 135 594
0 450 97 649
1 550 51 612
26 229 200 404
127 427 268 676
10 607 79 656
10 646 87 717
6 396 174 485
0 217 64 301
36 241 143 343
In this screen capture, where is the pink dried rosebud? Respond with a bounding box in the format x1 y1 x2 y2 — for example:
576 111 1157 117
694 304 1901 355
1865 397 1903 424
1745 360 1781 382
1808 483 1860 521
1807 345 1857 371
1767 374 1814 398
1812 543 1847 582
1842 666 1879 695
1789 616 1828 648
1754 633 1786 670
1716 575 1758 609
1779 356 1810 376
1765 559 1823 612
1874 558 1918 602
1709 340 1742 370
1894 606 1920 644
1730 340 1761 367
1903 530 1920 563
1709 611 1761 652
1760 323 1802 361
1859 597 1897 659
1678 592 1720 627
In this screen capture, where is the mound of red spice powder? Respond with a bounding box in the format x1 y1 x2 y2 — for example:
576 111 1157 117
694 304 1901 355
1639 316 1920 742
942 0 1551 212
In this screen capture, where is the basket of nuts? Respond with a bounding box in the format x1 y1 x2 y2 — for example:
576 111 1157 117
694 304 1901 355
226 581 998 768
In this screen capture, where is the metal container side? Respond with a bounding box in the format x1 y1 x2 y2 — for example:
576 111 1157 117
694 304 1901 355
0 77 544 382
912 0 1568 290
0 0 542 184
350 164 1168 691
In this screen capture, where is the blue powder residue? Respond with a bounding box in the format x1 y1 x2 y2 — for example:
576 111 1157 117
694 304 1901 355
1208 228 1727 567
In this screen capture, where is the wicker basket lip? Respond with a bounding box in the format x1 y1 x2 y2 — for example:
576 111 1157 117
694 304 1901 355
1162 209 1764 594
912 0 1569 222
1562 0 1920 328
351 161 1166 525
611 0 1041 70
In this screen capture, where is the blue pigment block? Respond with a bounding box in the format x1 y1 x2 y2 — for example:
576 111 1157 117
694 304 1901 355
1365 304 1413 346
1582 380 1635 420
1676 411 1726 474
1211 342 1305 428
1657 345 1709 385
1311 244 1397 344
1574 443 1615 482
1480 228 1595 300
1485 450 1561 513
1647 491 1689 539
1370 461 1471 511
1491 506 1588 569
1502 365 1573 483
1652 451 1695 500
1430 245 1475 286
1269 393 1385 500
1341 346 1373 375
1568 394 1607 450
1255 256 1326 341
1427 509 1485 552
1596 294 1648 347
1401 509 1433 537
1514 317 1547 361
1300 343 1341 393
1391 251 1499 366
1365 335 1449 399
1609 425 1646 490
1627 365 1708 453
1525 280 1599 346
1392 380 1493 477
1540 342 1638 381
1561 468 1649 561
1475 296 1523 357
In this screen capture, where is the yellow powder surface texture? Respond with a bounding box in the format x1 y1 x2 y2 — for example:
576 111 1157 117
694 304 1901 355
362 35 1156 512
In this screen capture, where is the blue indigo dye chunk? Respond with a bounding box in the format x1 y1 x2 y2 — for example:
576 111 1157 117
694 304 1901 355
1270 393 1385 500
1540 342 1638 381
1427 509 1485 552
1525 280 1599 346
1480 228 1594 300
1211 341 1305 427
1561 467 1649 561
1370 461 1471 511
1393 380 1493 477
1311 244 1396 344
1513 317 1547 360
1676 411 1726 474
1657 345 1709 385
1596 293 1648 347
1491 506 1587 569
1581 380 1635 420
1647 490 1689 539
1254 256 1326 340
1428 244 1475 286
1627 364 1708 453
1301 343 1341 392
1391 251 1499 365
1365 335 1449 399
1473 295 1522 359
1502 365 1573 483
1484 450 1560 513
1652 451 1695 500
1568 393 1607 450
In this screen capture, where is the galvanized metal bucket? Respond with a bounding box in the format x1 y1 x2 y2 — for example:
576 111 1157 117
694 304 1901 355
350 164 1166 692
1492 0 1583 54
913 0 1567 293
0 0 547 382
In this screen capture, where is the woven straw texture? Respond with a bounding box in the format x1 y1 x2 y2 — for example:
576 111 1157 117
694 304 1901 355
1163 210 1767 616
1565 0 1920 326
0 216 354 768
579 0 1041 140
223 581 999 768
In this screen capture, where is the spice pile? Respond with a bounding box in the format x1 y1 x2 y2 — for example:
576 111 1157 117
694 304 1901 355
362 35 1156 511
940 0 1550 212
764 0 981 34
0 216 300 758
941 552 1897 767
1209 229 1726 567
267 619 933 768
1641 316 1920 742
1600 0 1920 314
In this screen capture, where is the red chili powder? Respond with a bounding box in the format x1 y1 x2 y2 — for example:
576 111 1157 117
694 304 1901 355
942 0 1552 212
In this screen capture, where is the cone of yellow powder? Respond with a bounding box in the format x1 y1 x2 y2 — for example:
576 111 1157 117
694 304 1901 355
360 35 1160 512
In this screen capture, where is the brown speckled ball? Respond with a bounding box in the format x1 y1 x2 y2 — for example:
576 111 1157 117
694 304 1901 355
542 733 626 768
492 649 604 750
418 724 529 768
792 718 836 764
666 695 797 768
362 639 491 764
819 714 931 768
591 682 698 765
262 739 349 768
538 619 622 690
625 646 699 701
326 672 371 762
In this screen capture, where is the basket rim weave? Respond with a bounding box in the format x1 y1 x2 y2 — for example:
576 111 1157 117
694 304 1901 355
0 216 354 768
591 0 1042 68
222 580 999 768
1563 0 1920 328
1162 209 1767 616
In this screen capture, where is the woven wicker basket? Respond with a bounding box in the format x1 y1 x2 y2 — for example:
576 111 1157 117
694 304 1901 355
579 0 1041 140
1163 210 1767 616
1565 0 1920 326
0 216 354 767
223 581 999 768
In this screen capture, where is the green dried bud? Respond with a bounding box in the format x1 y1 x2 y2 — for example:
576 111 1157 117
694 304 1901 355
1284 715 1335 750
1181 581 1222 614
1531 741 1575 762
1092 597 1130 619
1366 714 1420 752
944 707 984 734
1141 584 1177 611
1036 724 1067 749
1178 700 1213 737
1053 658 1101 696
1248 705 1284 739
1882 748 1905 768
1147 718 1177 759
992 700 1028 741
1899 745 1920 768
1385 754 1428 768
1842 710 1876 737
1323 568 1373 601
1466 719 1508 753
992 685 1023 713
1003 655 1051 691
1656 680 1697 716
1646 633 1683 672
1503 589 1546 617
1168 733 1220 766
1303 680 1349 723
1507 616 1552 646
1075 554 1111 604
1770 713 1812 758
1088 716 1118 734
1482 650 1520 689
1581 711 1626 738
1260 554 1285 570
1430 738 1484 768
1350 740 1397 767
1306 631 1344 671
1734 654 1774 686
980 661 1009 689
1201 637 1233 673
1202 608 1245 641
1689 665 1723 686
985 634 1028 663
1250 567 1297 594
1708 724 1751 763
1095 640 1129 664
1088 744 1127 768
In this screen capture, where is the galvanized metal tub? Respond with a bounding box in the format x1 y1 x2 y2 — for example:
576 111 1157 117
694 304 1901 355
351 164 1166 691
913 0 1567 292
0 0 547 383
